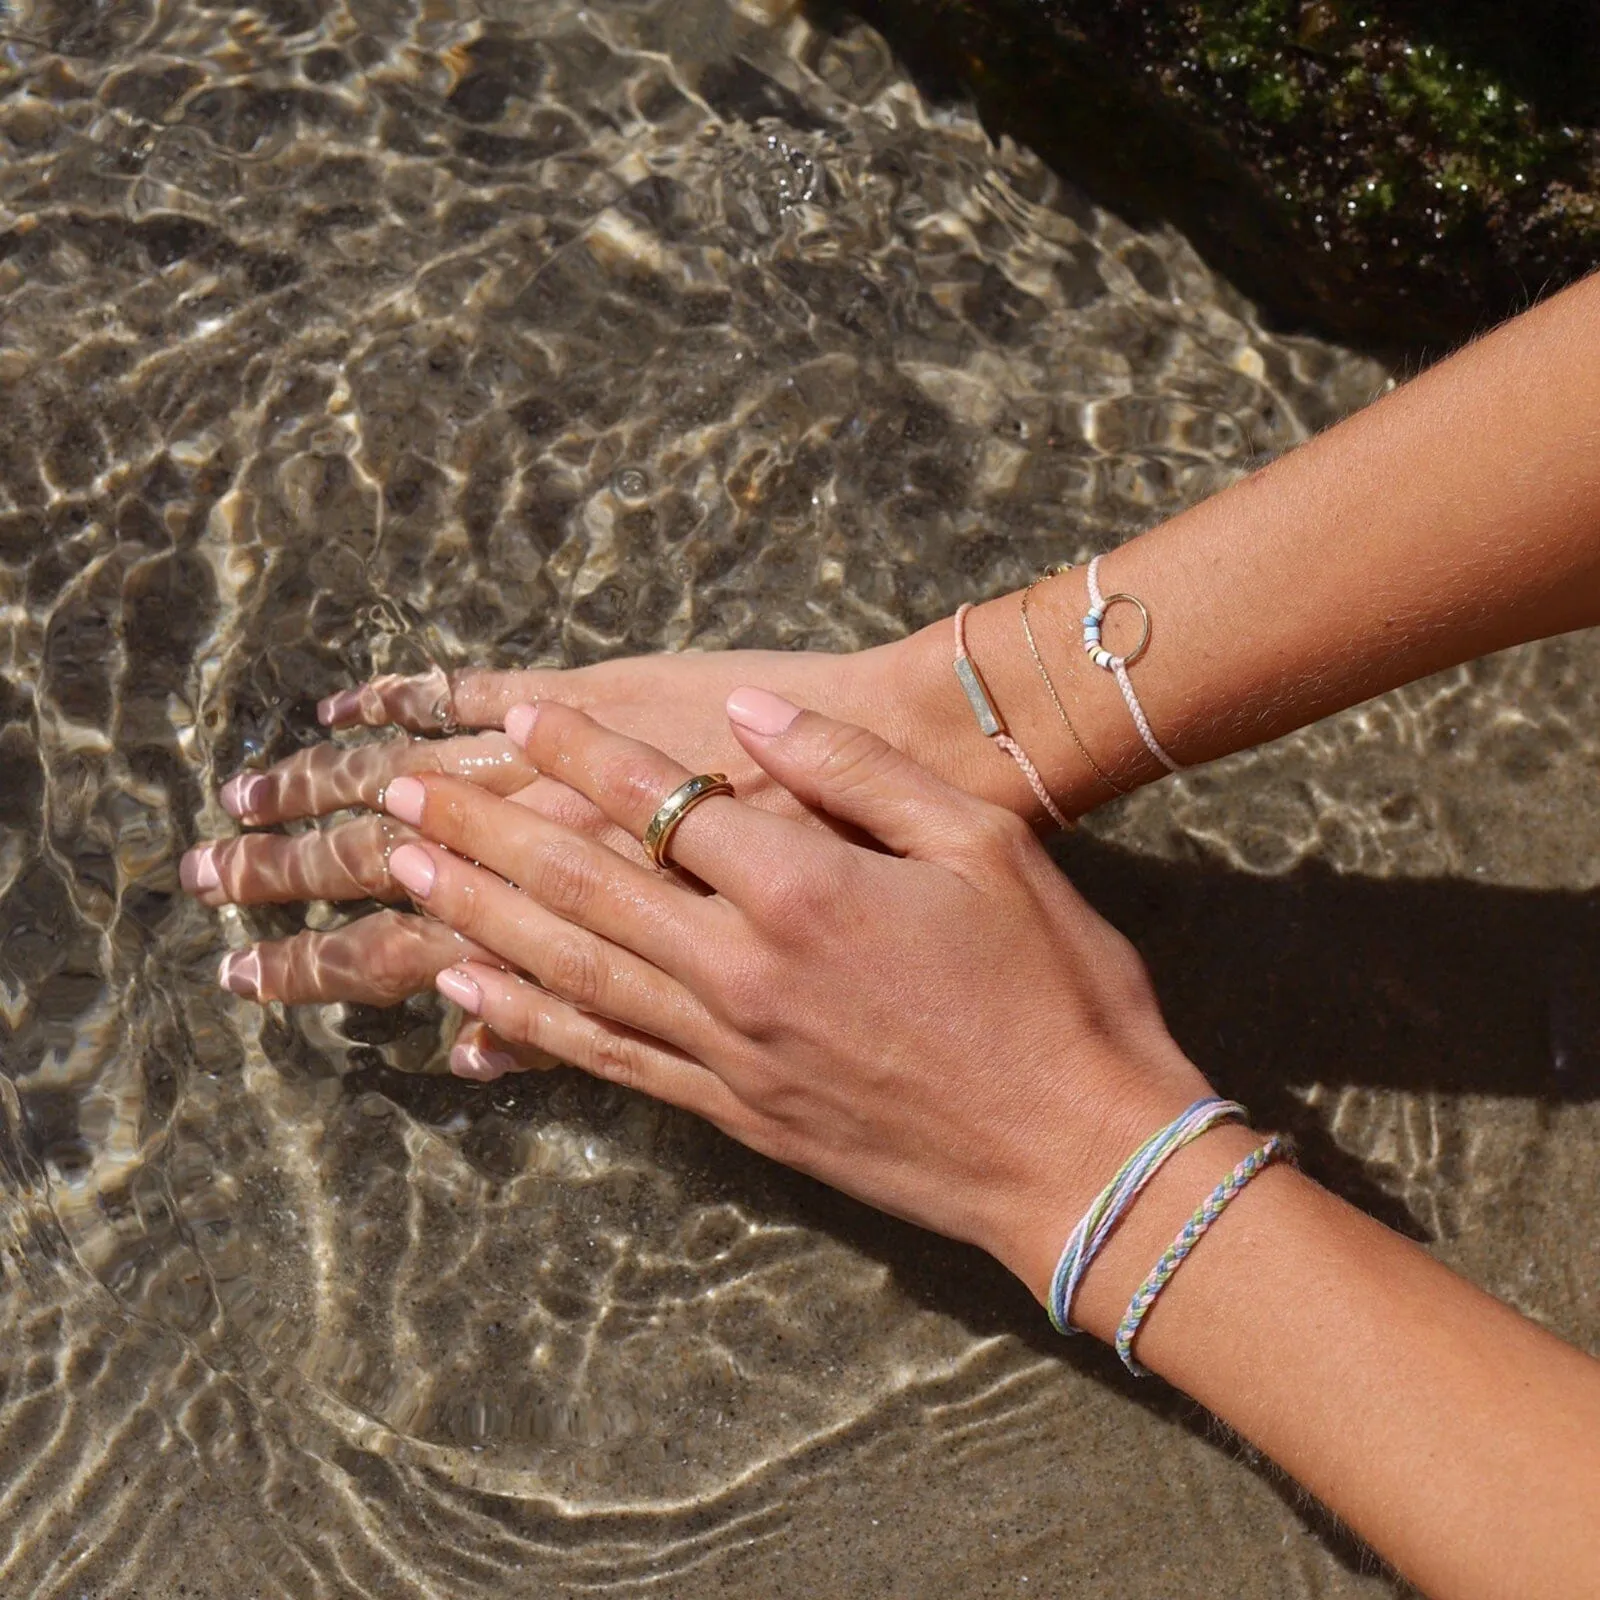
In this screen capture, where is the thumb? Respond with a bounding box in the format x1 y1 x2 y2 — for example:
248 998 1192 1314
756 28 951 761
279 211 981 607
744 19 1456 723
725 687 981 857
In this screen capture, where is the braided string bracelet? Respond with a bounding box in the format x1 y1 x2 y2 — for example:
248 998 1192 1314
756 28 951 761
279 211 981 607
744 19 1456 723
1115 1133 1293 1376
953 603 1073 831
1083 553 1184 775
1019 567 1129 799
1048 1096 1248 1336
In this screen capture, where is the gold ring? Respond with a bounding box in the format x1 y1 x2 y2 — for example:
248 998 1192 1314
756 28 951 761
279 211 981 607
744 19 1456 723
642 773 736 869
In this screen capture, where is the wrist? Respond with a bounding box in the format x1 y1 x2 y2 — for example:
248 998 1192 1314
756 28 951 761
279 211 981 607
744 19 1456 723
859 622 1047 821
968 578 1172 818
980 1052 1227 1317
870 585 1174 828
1060 1119 1278 1348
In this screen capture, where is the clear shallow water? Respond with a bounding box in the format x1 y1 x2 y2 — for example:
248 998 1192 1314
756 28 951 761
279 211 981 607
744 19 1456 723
0 0 1595 1594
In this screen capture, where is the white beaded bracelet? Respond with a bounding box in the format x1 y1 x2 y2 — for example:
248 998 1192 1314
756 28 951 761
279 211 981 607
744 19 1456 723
1083 554 1184 774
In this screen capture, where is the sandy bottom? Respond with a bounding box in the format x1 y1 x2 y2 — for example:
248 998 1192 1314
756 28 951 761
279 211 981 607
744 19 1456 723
0 0 1593 1594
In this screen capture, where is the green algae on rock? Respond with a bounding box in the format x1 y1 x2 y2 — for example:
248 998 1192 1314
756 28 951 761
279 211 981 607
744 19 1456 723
820 0 1600 356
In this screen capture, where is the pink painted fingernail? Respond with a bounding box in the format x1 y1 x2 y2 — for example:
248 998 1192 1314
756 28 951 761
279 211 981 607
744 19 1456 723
318 688 363 725
436 967 482 1014
382 776 426 826
388 843 436 900
449 1041 514 1079
504 702 539 747
726 687 801 737
220 773 268 818
218 948 261 997
180 844 220 894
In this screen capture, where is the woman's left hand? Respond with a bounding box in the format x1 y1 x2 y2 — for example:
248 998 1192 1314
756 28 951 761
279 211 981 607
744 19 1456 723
352 689 1213 1304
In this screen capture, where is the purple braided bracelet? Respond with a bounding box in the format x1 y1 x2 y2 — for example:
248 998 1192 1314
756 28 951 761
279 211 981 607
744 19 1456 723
1114 1133 1293 1376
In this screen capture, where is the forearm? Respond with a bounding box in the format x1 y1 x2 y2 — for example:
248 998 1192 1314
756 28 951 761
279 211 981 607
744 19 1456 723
895 271 1600 820
1050 1127 1600 1598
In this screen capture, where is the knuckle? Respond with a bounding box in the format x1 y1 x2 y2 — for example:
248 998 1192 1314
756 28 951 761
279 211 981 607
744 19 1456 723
546 783 607 837
586 1027 647 1091
366 930 424 1002
431 784 474 840
494 987 551 1053
366 921 432 992
351 745 400 808
597 752 670 815
816 722 891 788
350 818 401 896
487 991 542 1054
357 680 393 726
961 802 1033 860
714 949 782 1037
525 841 601 919
751 858 837 933
542 933 604 1009
208 838 245 896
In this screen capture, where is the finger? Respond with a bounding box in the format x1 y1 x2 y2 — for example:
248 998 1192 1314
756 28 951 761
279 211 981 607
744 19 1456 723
450 1019 555 1081
181 815 411 907
385 840 714 1053
218 911 494 1006
318 665 580 732
506 700 776 899
218 731 533 825
436 960 745 1128
380 774 712 981
724 687 991 859
509 771 614 844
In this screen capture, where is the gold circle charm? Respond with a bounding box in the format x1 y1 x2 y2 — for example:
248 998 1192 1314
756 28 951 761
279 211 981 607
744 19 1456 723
642 773 736 870
1083 592 1153 670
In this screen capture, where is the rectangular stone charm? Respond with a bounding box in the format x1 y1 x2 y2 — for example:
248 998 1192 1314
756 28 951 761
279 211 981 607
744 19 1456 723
954 655 1003 737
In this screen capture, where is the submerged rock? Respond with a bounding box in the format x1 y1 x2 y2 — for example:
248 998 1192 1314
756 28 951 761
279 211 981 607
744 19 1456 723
822 0 1600 355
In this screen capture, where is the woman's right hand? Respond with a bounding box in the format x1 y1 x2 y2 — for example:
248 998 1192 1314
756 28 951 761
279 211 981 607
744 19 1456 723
362 692 1219 1304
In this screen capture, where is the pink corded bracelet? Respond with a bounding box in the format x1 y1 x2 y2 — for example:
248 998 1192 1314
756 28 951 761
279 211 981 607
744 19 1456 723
953 604 1073 831
1083 554 1184 774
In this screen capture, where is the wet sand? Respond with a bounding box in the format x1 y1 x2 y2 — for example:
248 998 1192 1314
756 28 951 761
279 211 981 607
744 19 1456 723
0 0 1593 1594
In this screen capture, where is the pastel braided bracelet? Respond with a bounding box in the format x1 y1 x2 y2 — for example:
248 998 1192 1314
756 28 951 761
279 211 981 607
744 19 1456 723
1048 1096 1248 1336
1114 1133 1292 1376
1084 553 1184 774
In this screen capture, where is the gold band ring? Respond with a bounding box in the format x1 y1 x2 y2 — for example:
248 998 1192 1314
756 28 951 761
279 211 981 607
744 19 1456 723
642 773 736 869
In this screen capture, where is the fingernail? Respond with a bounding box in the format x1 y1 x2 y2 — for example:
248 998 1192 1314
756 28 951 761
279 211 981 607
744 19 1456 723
726 687 801 737
436 967 482 1014
180 844 220 894
388 843 436 900
318 688 363 725
220 773 267 818
449 1041 514 1079
383 776 426 826
218 948 261 998
504 702 539 747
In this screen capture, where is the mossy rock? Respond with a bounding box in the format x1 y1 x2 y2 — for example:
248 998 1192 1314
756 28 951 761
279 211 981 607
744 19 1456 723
817 0 1600 357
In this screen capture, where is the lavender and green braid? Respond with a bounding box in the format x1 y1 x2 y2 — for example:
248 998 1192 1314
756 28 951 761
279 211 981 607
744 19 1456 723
1115 1134 1293 1376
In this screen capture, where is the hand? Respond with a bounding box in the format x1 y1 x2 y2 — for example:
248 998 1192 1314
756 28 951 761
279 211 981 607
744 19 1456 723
184 633 1019 1011
359 688 1215 1303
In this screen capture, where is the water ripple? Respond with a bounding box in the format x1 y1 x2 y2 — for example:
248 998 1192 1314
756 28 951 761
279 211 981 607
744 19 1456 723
0 0 1591 1594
